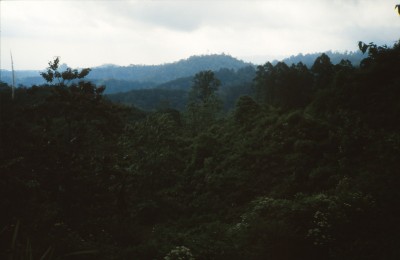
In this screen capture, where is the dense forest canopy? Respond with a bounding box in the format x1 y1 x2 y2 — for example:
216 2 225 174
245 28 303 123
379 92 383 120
1 39 400 259
277 50 367 68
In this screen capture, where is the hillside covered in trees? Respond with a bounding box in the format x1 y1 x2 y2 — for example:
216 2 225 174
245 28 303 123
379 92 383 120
107 66 256 111
1 40 400 259
1 51 367 95
0 54 252 94
277 50 367 68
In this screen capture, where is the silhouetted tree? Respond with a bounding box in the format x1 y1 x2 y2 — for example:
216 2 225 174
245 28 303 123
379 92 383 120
311 53 334 89
41 57 91 86
186 70 222 133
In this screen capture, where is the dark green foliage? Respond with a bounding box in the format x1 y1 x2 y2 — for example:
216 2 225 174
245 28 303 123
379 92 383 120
0 63 141 258
311 53 334 89
279 50 367 68
40 57 91 86
2 40 400 259
94 79 155 94
2 51 368 89
107 88 188 111
190 70 221 103
185 71 223 134
106 66 255 112
88 54 251 84
234 96 260 125
254 61 313 109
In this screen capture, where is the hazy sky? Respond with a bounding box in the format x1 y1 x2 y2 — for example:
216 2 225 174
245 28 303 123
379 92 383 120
1 0 400 70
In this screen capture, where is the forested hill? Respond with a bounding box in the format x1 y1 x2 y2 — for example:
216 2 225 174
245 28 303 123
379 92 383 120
0 54 251 93
278 50 367 67
1 41 400 259
106 66 256 111
88 54 252 83
1 52 366 94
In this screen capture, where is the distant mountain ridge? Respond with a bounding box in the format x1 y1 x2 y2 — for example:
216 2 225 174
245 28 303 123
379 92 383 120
276 50 367 67
107 66 256 111
0 54 252 93
87 53 252 84
0 51 367 94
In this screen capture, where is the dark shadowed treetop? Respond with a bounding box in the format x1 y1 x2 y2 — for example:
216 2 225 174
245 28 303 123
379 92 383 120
190 70 221 103
40 57 91 86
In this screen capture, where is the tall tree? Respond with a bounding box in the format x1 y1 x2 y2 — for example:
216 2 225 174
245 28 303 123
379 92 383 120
186 70 222 133
254 62 312 109
311 53 334 89
254 62 274 104
40 57 91 86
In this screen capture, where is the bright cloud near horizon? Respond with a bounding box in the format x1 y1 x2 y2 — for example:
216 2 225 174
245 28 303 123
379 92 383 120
1 0 400 70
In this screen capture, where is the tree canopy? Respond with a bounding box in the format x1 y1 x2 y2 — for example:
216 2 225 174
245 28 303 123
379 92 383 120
1 40 400 259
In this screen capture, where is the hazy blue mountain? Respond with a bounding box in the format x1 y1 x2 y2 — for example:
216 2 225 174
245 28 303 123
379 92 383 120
106 66 256 111
92 79 155 94
89 51 367 94
153 66 255 90
274 50 367 67
0 54 252 93
0 70 45 86
0 51 366 94
88 53 252 83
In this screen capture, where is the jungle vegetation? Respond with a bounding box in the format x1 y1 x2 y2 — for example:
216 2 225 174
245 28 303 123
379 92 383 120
1 41 400 259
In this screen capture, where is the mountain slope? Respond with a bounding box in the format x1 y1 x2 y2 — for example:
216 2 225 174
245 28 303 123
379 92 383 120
88 54 252 84
0 51 366 93
277 50 367 67
106 66 256 111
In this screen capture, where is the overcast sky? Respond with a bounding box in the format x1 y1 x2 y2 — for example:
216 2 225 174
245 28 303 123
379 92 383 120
1 0 400 70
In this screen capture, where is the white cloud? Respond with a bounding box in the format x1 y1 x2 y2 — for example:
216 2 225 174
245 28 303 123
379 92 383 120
1 0 400 70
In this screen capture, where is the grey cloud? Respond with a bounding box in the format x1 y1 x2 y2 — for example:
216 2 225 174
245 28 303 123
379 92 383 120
3 0 399 70
131 2 205 31
89 1 301 32
89 1 206 31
